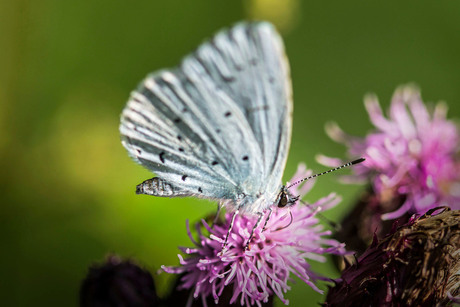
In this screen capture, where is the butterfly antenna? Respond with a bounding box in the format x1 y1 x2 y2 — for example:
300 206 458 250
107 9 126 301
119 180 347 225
286 158 365 189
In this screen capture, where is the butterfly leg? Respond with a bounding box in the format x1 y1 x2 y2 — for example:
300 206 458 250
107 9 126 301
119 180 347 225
244 212 264 250
212 203 223 226
262 207 273 232
222 209 239 251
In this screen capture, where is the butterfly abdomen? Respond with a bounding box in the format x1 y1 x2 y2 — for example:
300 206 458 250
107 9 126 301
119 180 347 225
136 177 190 197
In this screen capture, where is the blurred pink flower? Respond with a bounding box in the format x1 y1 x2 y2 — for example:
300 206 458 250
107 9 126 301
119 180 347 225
162 164 347 306
319 85 460 220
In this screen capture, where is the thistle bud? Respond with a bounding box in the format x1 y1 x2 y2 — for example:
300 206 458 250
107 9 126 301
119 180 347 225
80 255 157 307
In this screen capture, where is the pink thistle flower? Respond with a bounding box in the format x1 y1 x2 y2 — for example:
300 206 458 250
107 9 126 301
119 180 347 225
162 164 347 306
319 85 460 220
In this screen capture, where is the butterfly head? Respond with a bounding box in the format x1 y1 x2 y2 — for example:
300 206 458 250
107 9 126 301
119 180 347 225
276 186 299 208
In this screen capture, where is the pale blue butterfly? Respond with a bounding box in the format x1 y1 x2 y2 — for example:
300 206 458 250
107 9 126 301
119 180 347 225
120 22 363 248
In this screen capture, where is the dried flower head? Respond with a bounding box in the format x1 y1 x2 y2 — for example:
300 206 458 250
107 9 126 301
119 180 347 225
319 85 460 220
325 207 460 306
162 164 347 306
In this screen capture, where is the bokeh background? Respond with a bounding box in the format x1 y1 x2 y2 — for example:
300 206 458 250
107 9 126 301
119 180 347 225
2 0 460 306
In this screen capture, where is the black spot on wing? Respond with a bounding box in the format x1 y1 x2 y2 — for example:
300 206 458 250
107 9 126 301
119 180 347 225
181 175 188 181
198 187 203 193
159 152 165 163
223 76 235 82
242 155 249 161
224 111 231 117
211 161 218 165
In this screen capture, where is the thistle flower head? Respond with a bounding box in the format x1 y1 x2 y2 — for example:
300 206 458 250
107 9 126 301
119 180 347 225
319 85 460 219
162 164 347 306
325 207 460 306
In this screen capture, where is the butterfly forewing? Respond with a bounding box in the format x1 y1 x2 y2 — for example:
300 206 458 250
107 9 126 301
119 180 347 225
188 23 292 197
120 22 292 212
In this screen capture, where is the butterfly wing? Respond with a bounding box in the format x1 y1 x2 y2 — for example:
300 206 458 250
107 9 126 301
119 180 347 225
191 22 293 199
120 22 292 210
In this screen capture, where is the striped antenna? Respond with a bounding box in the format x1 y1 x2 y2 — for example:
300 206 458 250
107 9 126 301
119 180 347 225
286 158 365 189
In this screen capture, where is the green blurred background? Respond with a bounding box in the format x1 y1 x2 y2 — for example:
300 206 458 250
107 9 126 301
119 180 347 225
2 0 460 306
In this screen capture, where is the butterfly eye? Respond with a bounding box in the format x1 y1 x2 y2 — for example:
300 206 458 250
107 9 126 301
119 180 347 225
277 192 289 208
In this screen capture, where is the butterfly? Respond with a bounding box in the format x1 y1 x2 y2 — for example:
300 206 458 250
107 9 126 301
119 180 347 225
119 22 363 247
120 22 295 211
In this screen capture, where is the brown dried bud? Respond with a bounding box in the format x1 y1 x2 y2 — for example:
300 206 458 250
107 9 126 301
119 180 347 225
80 255 157 307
